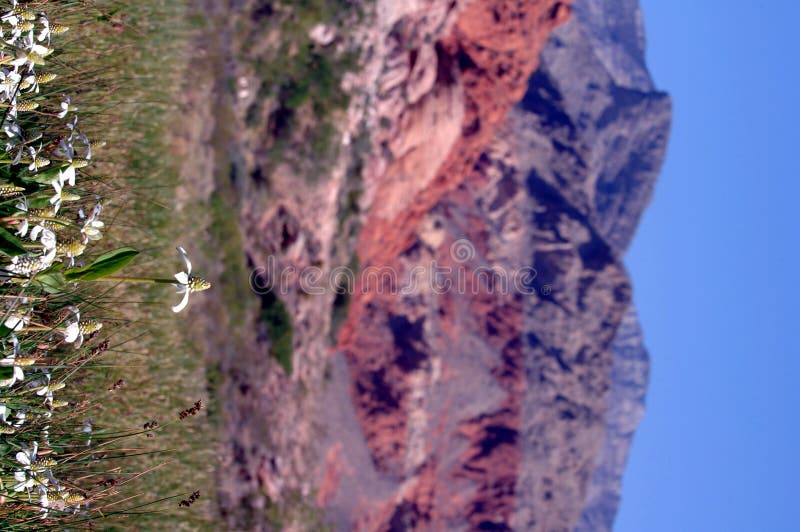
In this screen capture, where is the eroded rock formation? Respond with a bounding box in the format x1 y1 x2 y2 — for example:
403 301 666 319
193 0 670 529
319 0 669 530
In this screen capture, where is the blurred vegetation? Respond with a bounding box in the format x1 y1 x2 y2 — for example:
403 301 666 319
264 489 332 531
259 291 293 375
0 0 375 528
238 0 363 177
0 0 220 529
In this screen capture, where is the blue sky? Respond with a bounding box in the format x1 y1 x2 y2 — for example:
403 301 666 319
616 1 800 530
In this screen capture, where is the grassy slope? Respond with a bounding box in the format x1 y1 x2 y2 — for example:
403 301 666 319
44 1 219 528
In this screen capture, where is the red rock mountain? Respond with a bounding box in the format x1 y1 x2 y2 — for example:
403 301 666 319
194 0 670 529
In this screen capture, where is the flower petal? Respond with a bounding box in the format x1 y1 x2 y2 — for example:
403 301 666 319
29 224 42 241
59 166 75 187
16 219 28 237
63 323 79 343
174 272 189 285
172 290 190 313
5 316 24 331
176 246 191 274
39 229 56 250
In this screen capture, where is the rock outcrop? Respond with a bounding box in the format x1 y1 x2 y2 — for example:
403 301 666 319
318 0 670 530
193 0 670 529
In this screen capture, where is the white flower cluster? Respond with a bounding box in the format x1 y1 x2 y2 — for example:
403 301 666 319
0 1 101 279
0 301 94 514
0 4 93 517
2 438 86 516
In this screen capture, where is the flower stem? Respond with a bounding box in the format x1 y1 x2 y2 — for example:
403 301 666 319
94 276 176 285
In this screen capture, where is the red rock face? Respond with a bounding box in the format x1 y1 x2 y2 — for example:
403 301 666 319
351 1 571 270
191 0 666 528
333 1 574 529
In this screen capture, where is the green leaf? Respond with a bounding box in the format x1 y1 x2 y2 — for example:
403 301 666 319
64 248 139 281
26 196 55 209
24 166 61 185
0 227 28 256
32 270 66 294
43 261 64 272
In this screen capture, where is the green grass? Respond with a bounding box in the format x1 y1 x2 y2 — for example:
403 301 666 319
259 291 294 375
0 1 219 529
238 0 362 179
0 0 371 528
65 2 221 526
264 488 332 531
329 254 358 343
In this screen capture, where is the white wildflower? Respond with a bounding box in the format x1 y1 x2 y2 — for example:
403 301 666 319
79 202 103 243
57 98 69 119
38 228 56 250
4 314 27 332
53 137 74 161
0 334 25 387
36 15 50 43
172 246 211 313
62 307 81 344
0 69 21 101
15 217 28 238
48 177 78 210
13 408 26 427
13 441 38 493
58 164 75 187
0 358 23 387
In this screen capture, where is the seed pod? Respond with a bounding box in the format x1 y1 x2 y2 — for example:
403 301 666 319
39 215 72 233
13 7 37 21
0 184 25 198
29 206 57 219
37 382 66 395
61 492 85 504
188 276 212 292
33 457 57 469
49 382 66 393
6 255 45 275
79 320 103 335
31 156 50 169
57 238 86 257
25 52 46 66
35 72 57 84
15 100 39 111
59 190 81 202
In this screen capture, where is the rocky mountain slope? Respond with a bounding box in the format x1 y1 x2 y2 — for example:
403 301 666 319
185 0 670 529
